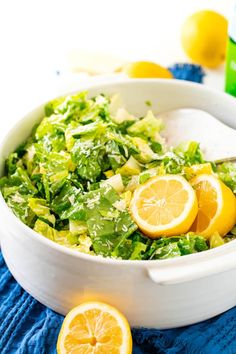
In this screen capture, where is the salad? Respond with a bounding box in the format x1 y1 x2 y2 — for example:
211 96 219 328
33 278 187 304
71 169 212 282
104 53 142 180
1 91 236 261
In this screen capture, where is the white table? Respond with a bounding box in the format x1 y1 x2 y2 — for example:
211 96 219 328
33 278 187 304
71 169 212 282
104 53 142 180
0 0 234 141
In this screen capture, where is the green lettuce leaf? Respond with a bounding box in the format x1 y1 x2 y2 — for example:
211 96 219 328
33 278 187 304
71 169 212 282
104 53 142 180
4 192 36 227
127 110 163 142
71 139 107 182
28 198 55 226
148 234 208 260
82 185 137 256
217 162 236 193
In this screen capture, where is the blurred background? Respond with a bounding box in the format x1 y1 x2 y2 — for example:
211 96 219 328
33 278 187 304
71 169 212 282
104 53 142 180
0 0 235 137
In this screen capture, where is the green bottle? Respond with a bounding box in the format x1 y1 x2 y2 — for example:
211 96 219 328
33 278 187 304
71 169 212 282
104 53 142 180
225 13 236 96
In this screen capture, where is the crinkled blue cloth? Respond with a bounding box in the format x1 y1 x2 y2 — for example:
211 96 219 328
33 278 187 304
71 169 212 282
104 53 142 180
169 63 205 83
1 251 236 354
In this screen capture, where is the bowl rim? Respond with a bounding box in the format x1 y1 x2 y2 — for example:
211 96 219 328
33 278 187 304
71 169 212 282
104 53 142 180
1 78 236 268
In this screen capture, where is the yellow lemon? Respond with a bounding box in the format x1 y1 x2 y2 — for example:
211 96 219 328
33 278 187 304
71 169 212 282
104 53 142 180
122 61 173 79
130 175 198 238
191 174 236 238
181 10 228 68
184 163 214 179
57 301 132 354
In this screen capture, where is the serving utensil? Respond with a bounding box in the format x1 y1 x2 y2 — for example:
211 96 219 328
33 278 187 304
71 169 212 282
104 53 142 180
159 108 236 163
214 156 236 165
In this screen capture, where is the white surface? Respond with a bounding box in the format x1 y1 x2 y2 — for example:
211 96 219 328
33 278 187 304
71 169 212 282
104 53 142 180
160 108 236 160
1 79 236 328
0 0 235 141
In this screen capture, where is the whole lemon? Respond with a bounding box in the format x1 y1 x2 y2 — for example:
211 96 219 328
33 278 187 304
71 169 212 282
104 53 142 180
122 61 173 78
181 10 228 68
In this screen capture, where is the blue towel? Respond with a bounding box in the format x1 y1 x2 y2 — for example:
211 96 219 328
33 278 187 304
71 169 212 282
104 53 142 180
1 251 236 354
169 63 205 83
2 64 232 354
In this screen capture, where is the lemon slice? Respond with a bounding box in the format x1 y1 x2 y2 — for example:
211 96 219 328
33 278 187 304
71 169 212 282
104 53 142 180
57 302 132 354
191 174 236 237
130 175 198 238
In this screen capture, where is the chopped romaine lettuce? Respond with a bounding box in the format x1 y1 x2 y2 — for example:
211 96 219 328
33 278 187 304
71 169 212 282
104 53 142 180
69 220 88 235
83 185 138 256
0 91 234 260
117 156 141 176
131 137 158 163
209 232 225 248
127 110 163 142
148 234 208 260
71 139 106 182
28 198 55 226
105 140 127 171
100 174 124 193
174 141 204 166
33 219 93 254
50 181 82 217
217 162 236 193
4 192 36 227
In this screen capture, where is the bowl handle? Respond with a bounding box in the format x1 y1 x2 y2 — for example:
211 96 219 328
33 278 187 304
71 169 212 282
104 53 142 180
147 252 236 285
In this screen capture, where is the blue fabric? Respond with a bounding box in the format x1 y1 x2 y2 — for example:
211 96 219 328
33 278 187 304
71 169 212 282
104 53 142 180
169 63 205 83
1 251 236 354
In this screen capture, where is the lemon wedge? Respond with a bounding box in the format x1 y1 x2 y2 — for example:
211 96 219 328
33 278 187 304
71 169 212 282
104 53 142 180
191 174 236 237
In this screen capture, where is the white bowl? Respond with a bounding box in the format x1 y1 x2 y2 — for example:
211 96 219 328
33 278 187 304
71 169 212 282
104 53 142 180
1 79 236 329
